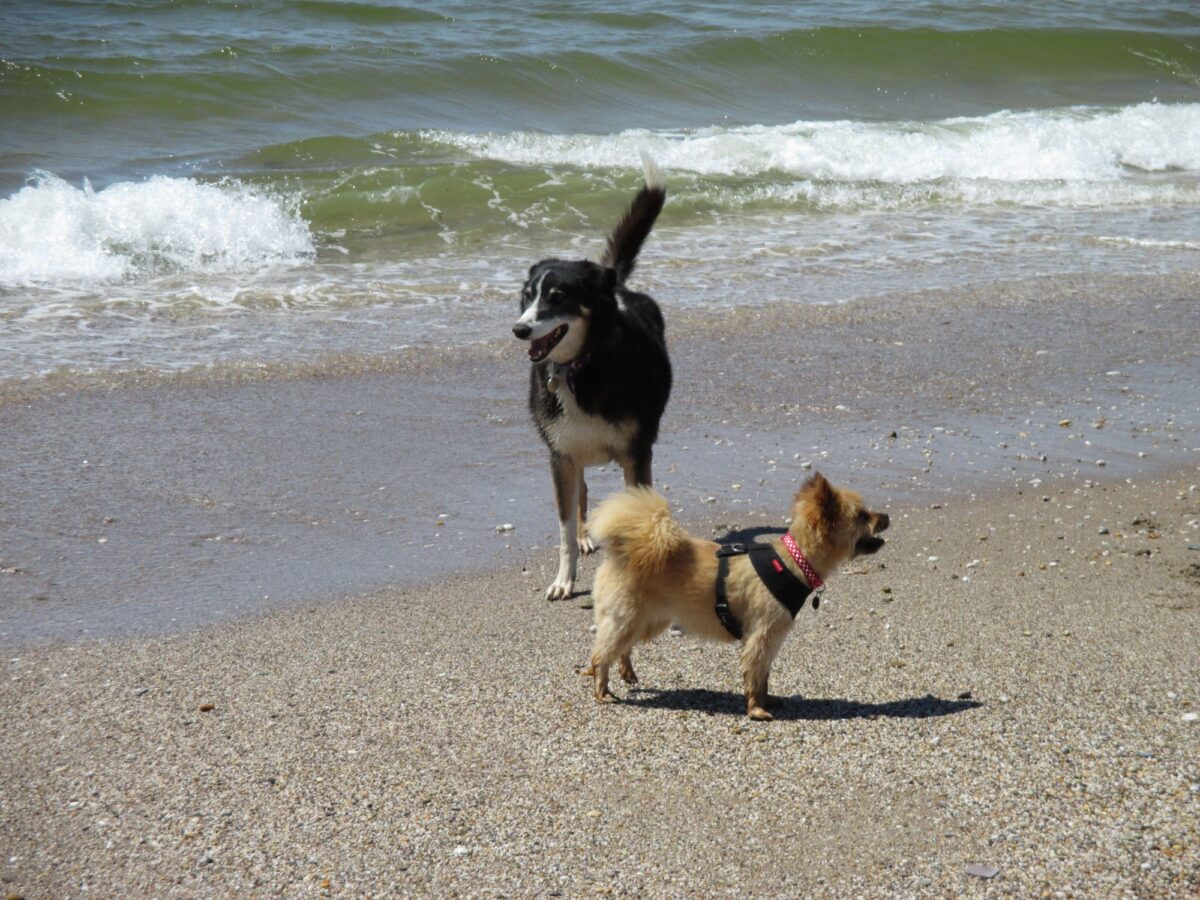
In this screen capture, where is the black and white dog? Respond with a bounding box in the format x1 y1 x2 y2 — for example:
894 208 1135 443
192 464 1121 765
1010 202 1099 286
512 156 671 600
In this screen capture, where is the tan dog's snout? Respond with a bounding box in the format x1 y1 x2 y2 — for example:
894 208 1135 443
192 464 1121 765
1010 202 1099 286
854 510 889 556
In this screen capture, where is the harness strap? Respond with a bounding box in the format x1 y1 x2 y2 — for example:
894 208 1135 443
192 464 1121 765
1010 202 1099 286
748 550 815 617
713 541 816 640
714 547 744 640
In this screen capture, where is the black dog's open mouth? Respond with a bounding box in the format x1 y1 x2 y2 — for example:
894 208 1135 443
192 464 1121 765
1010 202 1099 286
855 536 886 555
528 324 568 362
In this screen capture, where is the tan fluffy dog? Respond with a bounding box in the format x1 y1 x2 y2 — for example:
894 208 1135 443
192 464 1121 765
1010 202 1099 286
586 473 889 720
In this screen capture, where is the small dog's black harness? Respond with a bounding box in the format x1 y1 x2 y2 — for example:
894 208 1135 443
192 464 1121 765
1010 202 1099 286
714 543 819 640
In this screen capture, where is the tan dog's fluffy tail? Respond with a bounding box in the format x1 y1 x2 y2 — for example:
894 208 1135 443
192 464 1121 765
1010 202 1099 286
590 487 689 575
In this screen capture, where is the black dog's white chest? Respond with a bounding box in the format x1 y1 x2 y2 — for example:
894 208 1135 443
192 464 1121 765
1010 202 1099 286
543 385 636 467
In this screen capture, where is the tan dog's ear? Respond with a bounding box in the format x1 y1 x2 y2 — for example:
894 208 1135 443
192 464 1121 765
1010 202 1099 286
795 471 832 505
794 472 839 531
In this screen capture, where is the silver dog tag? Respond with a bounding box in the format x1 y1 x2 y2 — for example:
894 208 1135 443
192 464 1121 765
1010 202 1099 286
547 373 561 392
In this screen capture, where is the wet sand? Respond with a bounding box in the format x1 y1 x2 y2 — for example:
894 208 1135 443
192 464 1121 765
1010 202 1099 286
2 271 1200 895
2 271 1198 644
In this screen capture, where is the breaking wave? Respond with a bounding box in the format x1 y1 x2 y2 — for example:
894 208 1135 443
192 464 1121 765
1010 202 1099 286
0 173 314 286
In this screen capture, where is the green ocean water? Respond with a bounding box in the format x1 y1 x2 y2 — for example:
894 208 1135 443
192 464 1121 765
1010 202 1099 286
1 1 1199 376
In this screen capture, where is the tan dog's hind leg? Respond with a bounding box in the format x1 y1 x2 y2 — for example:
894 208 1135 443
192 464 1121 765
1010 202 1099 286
624 618 669 684
589 627 618 702
585 626 658 684
589 610 641 702
741 628 788 720
591 659 614 702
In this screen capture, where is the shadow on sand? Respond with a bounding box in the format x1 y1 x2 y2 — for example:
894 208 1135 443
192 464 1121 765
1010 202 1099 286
622 687 982 721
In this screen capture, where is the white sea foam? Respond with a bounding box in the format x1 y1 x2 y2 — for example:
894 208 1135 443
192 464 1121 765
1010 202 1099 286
0 173 314 287
1093 236 1200 251
430 102 1200 207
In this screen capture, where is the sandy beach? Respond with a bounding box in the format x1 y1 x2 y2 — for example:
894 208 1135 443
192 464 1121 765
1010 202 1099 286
3 272 1199 896
2 474 1199 896
5 0 1200 894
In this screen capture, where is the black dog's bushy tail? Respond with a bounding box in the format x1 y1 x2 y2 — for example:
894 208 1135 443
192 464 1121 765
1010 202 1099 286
600 153 665 285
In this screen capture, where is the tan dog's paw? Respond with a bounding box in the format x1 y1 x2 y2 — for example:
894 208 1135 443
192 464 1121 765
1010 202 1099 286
578 533 597 555
747 706 774 721
618 657 638 684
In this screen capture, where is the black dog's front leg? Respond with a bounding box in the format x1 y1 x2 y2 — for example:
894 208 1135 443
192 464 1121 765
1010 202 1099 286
620 449 653 488
577 468 596 555
545 453 579 600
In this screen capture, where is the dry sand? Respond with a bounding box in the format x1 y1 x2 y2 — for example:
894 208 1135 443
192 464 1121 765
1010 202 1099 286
2 271 1200 896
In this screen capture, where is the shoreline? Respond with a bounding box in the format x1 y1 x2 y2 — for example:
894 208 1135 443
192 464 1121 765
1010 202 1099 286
3 270 1199 646
2 269 1199 406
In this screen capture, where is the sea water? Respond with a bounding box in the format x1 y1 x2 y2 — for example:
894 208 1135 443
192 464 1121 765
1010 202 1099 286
2 0 1198 379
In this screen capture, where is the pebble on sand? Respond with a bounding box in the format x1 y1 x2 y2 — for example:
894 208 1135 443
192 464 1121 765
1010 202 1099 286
966 863 999 879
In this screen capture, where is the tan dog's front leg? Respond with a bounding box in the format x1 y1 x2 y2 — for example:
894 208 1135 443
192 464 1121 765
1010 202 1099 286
746 688 772 720
741 629 787 720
